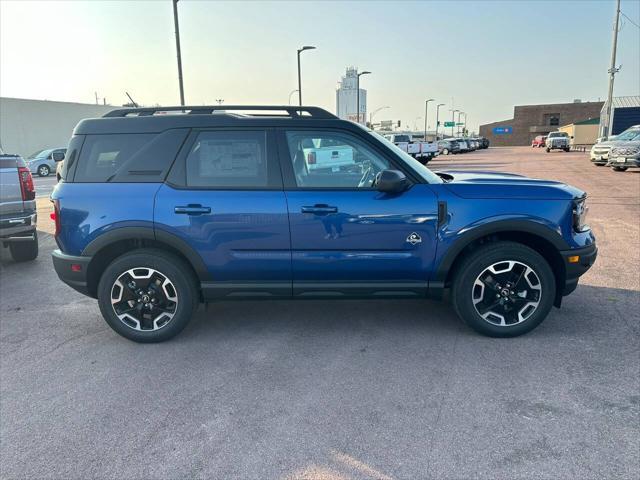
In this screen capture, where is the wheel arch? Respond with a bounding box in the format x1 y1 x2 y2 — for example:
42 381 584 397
82 227 209 298
435 221 568 306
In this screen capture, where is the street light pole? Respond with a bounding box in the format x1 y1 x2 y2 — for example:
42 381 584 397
435 103 445 140
424 98 434 141
288 89 299 105
297 46 316 107
603 0 621 138
356 70 371 124
369 105 390 129
172 0 185 106
457 111 464 136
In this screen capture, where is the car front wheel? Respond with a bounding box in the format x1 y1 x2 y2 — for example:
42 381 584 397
451 241 556 337
442 148 449 155
97 249 198 343
611 166 628 172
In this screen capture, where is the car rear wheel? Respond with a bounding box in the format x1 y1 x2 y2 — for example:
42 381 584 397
545 148 551 153
442 148 449 155
9 232 38 262
451 241 555 337
97 249 198 343
611 166 628 172
37 165 50 176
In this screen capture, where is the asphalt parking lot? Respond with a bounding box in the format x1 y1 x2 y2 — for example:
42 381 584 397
1 147 639 479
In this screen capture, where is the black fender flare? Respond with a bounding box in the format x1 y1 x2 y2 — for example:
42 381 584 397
434 219 570 283
82 226 210 281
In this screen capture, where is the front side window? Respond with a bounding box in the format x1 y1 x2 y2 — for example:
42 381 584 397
186 131 267 188
286 131 392 188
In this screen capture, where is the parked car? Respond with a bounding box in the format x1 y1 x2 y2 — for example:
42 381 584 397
532 135 547 148
437 139 460 155
0 152 38 261
607 141 640 172
545 132 571 152
384 134 438 163
51 105 597 342
26 148 67 177
590 125 640 166
478 137 490 149
452 138 469 153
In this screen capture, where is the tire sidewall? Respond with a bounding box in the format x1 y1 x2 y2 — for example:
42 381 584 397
453 243 556 337
97 250 197 343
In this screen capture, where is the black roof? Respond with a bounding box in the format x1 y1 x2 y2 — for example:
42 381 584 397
75 105 350 135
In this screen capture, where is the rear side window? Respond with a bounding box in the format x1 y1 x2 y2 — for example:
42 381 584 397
73 130 188 183
185 131 268 188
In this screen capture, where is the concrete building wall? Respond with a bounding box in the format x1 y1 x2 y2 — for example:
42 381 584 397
479 101 604 146
0 97 114 157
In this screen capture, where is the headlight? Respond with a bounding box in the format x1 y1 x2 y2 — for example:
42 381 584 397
573 197 589 232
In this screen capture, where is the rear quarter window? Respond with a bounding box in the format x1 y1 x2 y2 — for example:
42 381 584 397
73 130 188 183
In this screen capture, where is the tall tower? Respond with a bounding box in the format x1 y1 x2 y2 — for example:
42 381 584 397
336 67 367 124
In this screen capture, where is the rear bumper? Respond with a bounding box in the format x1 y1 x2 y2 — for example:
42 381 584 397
0 212 37 242
559 243 597 297
52 249 93 297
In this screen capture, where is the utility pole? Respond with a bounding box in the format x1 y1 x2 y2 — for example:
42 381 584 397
424 99 434 141
173 0 185 106
603 0 621 138
450 109 459 137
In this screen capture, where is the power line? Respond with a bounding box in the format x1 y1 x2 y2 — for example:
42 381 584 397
621 12 640 29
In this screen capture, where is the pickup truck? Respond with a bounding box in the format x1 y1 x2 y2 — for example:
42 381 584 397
384 134 438 164
301 138 355 172
0 152 38 261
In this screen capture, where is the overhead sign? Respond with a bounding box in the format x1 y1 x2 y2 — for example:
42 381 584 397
456 122 464 126
493 126 513 135
444 121 455 127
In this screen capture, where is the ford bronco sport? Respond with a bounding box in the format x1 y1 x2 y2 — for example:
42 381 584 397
51 106 597 342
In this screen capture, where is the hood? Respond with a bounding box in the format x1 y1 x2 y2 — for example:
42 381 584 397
437 170 584 200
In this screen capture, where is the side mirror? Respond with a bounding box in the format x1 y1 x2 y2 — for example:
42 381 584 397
375 169 409 194
52 151 65 162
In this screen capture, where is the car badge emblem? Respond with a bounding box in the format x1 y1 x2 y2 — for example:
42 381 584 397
406 232 422 245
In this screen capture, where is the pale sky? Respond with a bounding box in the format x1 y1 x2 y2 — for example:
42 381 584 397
1 0 639 132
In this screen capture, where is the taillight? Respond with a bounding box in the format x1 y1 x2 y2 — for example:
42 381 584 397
307 152 316 164
51 199 61 237
18 167 35 201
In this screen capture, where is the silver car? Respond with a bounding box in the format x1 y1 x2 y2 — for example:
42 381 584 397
590 125 640 166
26 147 66 177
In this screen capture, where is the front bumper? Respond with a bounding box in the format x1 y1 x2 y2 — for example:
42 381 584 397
608 157 640 168
559 243 597 298
52 249 93 297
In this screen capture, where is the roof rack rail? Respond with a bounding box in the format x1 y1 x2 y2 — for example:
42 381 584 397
103 105 338 119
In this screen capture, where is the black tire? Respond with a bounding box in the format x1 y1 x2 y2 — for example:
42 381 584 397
611 166 628 172
37 165 50 176
442 148 449 155
97 249 198 343
9 232 39 262
451 241 556 338
594 162 605 166
564 148 570 152
545 148 551 153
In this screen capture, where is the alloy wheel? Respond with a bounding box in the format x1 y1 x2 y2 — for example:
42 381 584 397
110 267 178 331
472 260 541 326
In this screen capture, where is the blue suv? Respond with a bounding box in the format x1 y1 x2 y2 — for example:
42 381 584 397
51 106 597 342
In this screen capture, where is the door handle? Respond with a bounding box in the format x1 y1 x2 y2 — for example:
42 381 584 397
174 205 211 215
301 205 338 214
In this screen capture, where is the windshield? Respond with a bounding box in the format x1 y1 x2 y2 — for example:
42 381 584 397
394 135 411 143
615 128 640 141
28 149 48 159
365 128 443 184
548 132 568 138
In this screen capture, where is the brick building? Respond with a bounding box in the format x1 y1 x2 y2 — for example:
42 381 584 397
479 100 604 146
